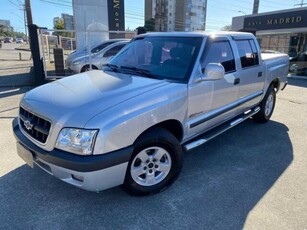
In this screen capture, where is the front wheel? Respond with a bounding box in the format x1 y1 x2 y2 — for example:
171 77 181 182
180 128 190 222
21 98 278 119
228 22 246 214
81 65 98 72
122 128 183 196
253 86 276 123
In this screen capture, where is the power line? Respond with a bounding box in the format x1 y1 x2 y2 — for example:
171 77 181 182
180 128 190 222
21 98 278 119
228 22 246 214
294 0 307 7
39 0 72 8
8 0 20 8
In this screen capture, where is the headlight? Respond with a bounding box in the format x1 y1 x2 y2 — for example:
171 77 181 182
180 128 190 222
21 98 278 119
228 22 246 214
55 128 98 155
73 61 81 66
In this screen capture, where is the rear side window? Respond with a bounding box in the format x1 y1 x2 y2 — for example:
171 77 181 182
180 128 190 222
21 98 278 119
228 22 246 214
202 41 236 73
103 44 126 57
92 41 115 53
236 40 259 68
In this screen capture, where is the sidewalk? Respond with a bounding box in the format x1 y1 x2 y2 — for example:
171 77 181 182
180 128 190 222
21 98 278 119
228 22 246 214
0 63 35 87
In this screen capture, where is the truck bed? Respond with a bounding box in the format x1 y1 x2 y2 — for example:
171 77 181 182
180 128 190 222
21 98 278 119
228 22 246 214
261 53 289 91
261 53 289 62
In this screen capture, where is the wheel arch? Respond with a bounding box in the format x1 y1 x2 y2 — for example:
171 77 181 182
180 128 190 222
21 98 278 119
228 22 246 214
135 119 184 144
270 78 280 92
81 64 98 72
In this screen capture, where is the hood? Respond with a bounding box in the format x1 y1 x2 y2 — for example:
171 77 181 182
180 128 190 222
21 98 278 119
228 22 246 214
22 70 169 127
73 53 96 64
66 50 94 63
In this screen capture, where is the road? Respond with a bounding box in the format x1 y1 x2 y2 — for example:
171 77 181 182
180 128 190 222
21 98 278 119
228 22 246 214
0 43 32 65
0 43 34 87
0 78 306 229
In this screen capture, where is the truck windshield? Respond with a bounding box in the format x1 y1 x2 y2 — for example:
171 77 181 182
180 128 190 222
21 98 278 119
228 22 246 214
108 36 203 83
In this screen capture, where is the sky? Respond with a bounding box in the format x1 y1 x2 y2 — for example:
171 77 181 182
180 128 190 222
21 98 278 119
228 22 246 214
1 0 305 34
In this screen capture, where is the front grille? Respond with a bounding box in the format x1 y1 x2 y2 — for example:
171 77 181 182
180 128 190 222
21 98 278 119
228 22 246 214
66 60 71 68
19 107 51 144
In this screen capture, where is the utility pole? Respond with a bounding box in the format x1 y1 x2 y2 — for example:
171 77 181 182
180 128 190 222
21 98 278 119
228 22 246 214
294 0 307 7
25 0 33 26
22 4 28 43
24 0 33 43
253 0 259 14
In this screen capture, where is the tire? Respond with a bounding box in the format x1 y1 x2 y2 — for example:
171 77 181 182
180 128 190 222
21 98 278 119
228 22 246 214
253 86 276 123
122 127 183 196
81 65 98 72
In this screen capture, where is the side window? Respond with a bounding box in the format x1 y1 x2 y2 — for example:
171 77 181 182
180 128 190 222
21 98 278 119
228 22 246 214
103 44 125 57
202 41 236 73
236 40 259 68
249 40 259 65
92 42 112 53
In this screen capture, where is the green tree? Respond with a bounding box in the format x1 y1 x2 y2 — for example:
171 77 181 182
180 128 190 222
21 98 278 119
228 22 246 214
0 25 14 37
53 20 73 37
54 20 65 30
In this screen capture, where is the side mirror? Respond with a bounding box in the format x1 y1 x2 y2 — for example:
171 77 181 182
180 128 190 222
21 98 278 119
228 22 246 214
202 63 225 81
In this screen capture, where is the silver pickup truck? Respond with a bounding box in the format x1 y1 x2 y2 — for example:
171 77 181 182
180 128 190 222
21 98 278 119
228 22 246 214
13 32 289 196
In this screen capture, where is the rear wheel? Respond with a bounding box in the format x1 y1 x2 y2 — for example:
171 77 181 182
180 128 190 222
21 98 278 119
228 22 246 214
253 86 276 123
122 127 183 196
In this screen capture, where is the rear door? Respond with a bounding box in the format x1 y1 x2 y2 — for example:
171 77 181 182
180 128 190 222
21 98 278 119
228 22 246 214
233 38 265 112
187 37 240 137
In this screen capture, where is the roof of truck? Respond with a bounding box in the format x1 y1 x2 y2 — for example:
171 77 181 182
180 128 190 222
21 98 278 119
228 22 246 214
138 31 254 39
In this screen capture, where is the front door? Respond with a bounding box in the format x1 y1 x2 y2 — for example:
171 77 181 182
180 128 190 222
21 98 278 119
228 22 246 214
187 38 240 139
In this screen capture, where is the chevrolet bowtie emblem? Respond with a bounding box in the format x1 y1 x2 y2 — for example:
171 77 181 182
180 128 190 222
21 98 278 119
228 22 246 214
24 120 33 131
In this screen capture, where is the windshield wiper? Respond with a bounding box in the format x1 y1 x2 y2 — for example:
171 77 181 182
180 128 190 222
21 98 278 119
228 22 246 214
104 63 120 72
119 66 161 79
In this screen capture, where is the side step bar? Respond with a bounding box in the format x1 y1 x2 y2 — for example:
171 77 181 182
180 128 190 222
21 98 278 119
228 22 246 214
183 107 260 152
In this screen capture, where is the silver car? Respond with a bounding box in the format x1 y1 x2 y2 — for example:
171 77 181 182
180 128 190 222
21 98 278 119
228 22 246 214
66 39 128 69
68 41 129 73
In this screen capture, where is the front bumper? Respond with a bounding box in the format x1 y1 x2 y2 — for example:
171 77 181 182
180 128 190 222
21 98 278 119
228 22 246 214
67 63 82 73
12 118 133 192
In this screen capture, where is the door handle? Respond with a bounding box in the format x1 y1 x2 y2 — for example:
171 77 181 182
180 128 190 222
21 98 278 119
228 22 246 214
258 72 263 77
234 78 240 85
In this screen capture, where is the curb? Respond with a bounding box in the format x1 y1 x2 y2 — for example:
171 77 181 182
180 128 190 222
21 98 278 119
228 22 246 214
287 75 307 80
15 48 31 52
0 65 32 71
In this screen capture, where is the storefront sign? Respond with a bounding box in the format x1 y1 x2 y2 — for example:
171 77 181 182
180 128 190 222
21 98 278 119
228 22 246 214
108 0 125 31
244 9 307 30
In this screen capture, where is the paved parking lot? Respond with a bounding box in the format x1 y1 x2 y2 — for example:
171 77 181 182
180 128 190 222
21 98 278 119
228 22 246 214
0 43 34 87
0 76 307 229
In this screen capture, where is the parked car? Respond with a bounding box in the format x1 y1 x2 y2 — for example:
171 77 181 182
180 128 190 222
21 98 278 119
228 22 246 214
13 32 289 196
4 37 12 43
16 38 24 43
65 38 129 67
68 40 129 73
289 51 307 76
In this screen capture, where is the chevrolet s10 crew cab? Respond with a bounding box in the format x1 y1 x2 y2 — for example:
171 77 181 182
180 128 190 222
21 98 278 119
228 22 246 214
13 32 289 196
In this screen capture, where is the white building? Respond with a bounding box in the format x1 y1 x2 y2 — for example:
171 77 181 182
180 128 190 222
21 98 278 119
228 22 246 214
0 19 11 27
73 0 125 51
62 14 74 30
145 0 207 32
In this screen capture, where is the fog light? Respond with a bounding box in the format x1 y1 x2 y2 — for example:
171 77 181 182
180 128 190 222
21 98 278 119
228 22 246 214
72 174 84 182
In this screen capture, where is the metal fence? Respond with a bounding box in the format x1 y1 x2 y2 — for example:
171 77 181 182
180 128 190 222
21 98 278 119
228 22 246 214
38 29 136 79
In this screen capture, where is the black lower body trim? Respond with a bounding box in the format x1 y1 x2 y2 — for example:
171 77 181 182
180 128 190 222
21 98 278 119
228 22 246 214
190 91 263 128
12 118 133 172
